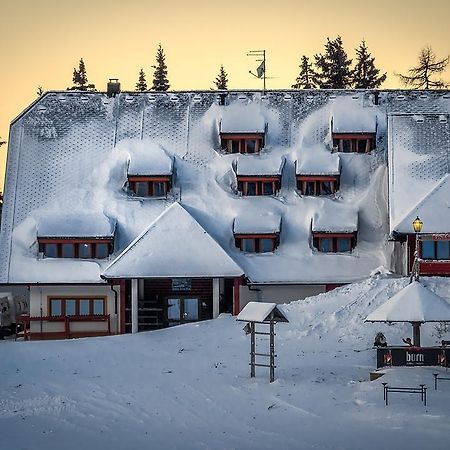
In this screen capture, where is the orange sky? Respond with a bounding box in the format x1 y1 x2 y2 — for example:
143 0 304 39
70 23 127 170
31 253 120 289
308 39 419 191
1 0 449 188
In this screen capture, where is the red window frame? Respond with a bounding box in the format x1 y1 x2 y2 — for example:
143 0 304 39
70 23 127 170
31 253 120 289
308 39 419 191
420 239 450 260
220 133 265 154
234 234 279 253
128 176 171 197
38 239 113 259
297 175 339 195
312 233 356 253
237 176 280 196
332 133 375 153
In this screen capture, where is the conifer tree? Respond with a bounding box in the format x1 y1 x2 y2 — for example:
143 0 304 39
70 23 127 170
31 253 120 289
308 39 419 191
136 68 148 91
214 65 228 90
151 44 170 91
69 58 96 91
397 45 449 89
292 56 316 89
352 40 387 89
314 36 353 89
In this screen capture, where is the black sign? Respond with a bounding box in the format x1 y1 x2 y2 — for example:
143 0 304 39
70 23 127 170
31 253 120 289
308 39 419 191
171 278 192 292
377 347 449 368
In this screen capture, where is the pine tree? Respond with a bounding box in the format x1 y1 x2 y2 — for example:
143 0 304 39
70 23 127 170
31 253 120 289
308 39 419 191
352 40 387 89
69 58 96 91
397 45 449 89
314 36 353 89
136 68 148 91
292 56 316 89
214 65 228 90
151 44 170 91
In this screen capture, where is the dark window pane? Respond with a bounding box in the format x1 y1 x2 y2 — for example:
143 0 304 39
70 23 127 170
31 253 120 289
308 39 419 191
135 182 148 196
96 243 109 259
260 238 274 253
342 140 351 152
242 239 256 252
62 243 74 258
246 140 256 153
246 182 256 196
368 138 374 150
93 299 104 315
231 140 240 153
358 139 367 153
436 241 450 260
50 299 62 316
337 238 351 252
153 182 166 197
66 299 76 316
305 182 315 195
263 182 274 195
421 241 435 259
321 181 332 195
79 299 90 315
45 243 58 258
319 238 333 252
333 138 339 148
79 243 92 259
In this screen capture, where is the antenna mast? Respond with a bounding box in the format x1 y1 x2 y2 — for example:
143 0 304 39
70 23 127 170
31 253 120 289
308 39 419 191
247 50 266 93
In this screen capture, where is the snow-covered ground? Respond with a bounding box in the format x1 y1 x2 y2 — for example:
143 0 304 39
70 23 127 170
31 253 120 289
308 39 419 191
1 276 450 450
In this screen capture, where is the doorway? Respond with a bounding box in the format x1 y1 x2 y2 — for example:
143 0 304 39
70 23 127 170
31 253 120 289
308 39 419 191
167 298 199 325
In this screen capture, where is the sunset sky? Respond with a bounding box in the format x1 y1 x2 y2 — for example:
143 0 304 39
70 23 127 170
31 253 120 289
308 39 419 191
1 0 449 188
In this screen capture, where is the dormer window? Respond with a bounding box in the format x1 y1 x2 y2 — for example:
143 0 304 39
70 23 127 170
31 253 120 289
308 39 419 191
420 238 450 260
37 213 116 260
128 176 171 197
312 233 356 253
237 177 279 196
332 133 375 153
297 176 339 196
221 134 265 154
233 214 281 253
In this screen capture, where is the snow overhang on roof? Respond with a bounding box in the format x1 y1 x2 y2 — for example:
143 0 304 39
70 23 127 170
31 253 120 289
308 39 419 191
233 213 281 235
236 155 285 177
331 96 377 133
236 302 289 323
312 206 358 233
392 174 450 235
295 146 340 176
37 212 116 238
220 102 266 134
102 202 243 279
123 140 173 176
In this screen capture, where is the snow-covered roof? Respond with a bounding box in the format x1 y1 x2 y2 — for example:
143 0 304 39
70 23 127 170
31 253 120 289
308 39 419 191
233 213 281 235
365 281 450 323
312 206 358 233
331 96 377 133
388 114 450 234
236 301 288 323
103 203 243 279
236 154 285 176
393 174 450 234
296 146 340 176
125 140 173 176
37 213 116 238
221 102 266 133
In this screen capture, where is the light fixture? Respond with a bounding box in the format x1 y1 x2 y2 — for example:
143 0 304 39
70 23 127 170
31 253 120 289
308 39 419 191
412 216 423 233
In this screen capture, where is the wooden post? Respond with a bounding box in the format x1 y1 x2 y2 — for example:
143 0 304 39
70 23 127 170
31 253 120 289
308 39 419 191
233 278 241 316
250 322 255 378
269 313 275 383
119 280 126 334
412 322 421 347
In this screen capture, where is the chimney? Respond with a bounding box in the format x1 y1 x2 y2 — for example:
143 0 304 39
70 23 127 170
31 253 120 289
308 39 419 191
107 79 120 97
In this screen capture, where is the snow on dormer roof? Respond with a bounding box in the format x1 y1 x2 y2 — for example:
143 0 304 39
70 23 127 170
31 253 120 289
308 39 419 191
121 139 173 176
331 96 377 134
220 102 266 134
233 213 281 235
312 205 358 233
103 203 243 279
236 154 285 177
296 145 340 176
37 212 116 238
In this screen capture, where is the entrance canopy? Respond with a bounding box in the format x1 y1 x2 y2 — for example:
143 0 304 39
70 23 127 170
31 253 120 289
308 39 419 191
365 281 450 323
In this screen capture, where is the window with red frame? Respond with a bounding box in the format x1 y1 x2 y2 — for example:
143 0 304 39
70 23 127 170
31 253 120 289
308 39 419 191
237 177 280 196
421 239 450 260
297 176 339 196
332 133 375 153
220 134 264 154
39 240 113 259
312 233 356 253
128 176 171 197
235 234 279 253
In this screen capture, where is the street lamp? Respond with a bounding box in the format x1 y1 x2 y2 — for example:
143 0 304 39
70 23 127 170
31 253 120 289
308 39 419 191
410 216 423 283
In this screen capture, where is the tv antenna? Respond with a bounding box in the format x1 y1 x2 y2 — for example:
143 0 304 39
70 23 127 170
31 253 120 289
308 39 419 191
247 50 266 93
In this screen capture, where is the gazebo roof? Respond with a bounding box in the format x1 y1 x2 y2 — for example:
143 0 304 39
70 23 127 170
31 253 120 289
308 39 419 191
365 281 450 323
236 302 289 323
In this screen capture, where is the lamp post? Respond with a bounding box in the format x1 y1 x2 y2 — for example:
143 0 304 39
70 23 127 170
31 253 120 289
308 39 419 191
410 216 423 283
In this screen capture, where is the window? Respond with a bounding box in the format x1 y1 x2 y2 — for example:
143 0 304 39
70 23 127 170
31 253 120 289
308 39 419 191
49 297 106 317
313 233 356 253
237 177 280 196
128 176 171 197
421 240 450 260
332 133 375 153
235 235 278 253
220 134 264 154
297 177 339 196
39 240 113 259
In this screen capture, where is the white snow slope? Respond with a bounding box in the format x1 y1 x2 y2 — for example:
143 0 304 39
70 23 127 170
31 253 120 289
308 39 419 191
1 275 450 450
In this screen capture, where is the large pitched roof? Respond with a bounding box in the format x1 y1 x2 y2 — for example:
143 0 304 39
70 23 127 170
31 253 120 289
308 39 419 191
103 203 243 279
